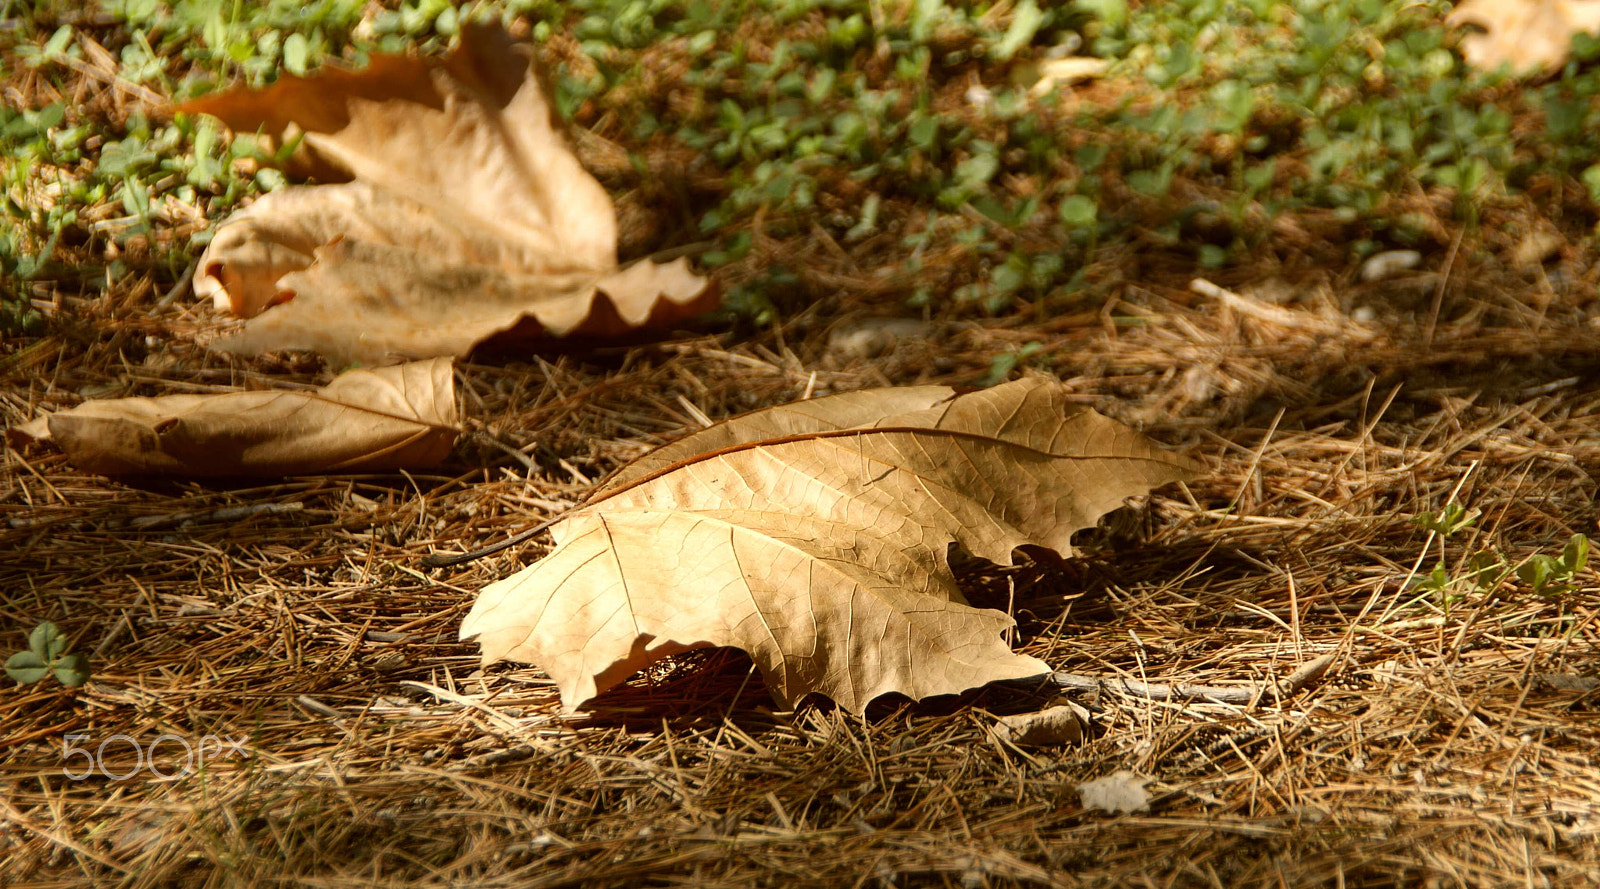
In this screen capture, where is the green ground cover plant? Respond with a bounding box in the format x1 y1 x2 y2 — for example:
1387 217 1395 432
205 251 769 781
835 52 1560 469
7 0 1600 335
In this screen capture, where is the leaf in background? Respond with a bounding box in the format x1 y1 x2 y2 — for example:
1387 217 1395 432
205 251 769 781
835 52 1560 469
8 358 458 477
1448 0 1600 75
177 24 713 366
461 378 1202 714
210 240 708 363
282 32 310 77
995 0 1044 61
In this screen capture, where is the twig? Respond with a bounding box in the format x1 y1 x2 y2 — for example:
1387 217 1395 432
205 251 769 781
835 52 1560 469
295 695 344 721
623 240 717 267
1029 654 1336 705
10 502 308 531
1536 674 1600 692
1424 225 1464 346
421 515 561 568
48 50 166 108
398 680 553 747
470 430 541 474
127 502 304 530
1190 277 1332 332
155 258 198 309
91 613 132 659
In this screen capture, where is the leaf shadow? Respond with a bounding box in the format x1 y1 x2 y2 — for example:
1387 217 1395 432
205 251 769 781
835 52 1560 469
571 647 784 733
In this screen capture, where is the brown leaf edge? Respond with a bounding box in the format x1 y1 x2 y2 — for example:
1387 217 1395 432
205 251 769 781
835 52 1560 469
170 24 536 183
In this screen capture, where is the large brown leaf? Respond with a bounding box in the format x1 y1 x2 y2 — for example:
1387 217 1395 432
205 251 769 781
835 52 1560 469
8 358 457 476
459 378 1202 713
179 24 712 365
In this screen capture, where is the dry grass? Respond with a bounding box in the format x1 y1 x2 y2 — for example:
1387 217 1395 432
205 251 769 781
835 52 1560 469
5 250 1599 887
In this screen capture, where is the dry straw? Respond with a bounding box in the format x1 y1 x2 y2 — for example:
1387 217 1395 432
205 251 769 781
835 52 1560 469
6 259 1599 885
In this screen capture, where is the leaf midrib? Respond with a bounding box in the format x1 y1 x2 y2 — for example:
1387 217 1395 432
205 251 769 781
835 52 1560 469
586 424 1186 506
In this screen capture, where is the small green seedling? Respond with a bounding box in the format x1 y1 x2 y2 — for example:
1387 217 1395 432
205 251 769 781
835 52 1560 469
1410 564 1453 596
1413 503 1479 537
1463 550 1509 593
5 622 91 687
979 342 1043 387
1517 534 1590 598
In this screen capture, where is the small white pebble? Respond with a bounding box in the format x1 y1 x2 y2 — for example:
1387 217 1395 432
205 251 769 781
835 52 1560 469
1360 249 1422 282
1352 306 1377 323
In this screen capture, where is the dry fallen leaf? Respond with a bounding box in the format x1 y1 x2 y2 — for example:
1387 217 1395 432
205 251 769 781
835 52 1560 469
460 378 1202 714
8 358 457 476
178 24 713 365
1077 771 1151 814
993 703 1090 746
1448 0 1600 74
